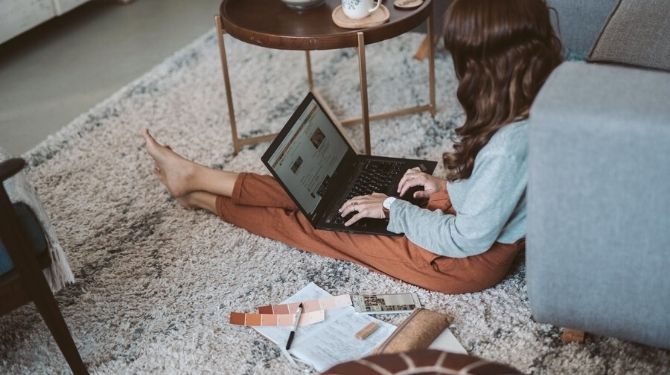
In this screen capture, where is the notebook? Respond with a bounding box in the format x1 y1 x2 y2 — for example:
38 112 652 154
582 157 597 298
261 92 437 235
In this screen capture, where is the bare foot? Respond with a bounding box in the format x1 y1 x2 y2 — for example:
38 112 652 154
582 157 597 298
142 128 199 198
176 193 197 209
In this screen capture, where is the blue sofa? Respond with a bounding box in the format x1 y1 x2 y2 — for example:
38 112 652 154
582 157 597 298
527 0 670 349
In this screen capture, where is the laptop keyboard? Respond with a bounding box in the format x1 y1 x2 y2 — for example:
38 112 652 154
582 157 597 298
328 160 403 225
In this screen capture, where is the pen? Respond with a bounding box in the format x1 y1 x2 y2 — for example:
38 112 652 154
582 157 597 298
285 303 303 350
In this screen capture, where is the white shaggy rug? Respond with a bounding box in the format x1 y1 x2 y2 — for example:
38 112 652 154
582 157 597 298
0 30 668 374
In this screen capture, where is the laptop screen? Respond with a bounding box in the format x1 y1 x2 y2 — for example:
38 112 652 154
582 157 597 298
265 96 350 217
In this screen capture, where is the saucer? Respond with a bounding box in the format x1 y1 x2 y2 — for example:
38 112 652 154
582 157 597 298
394 0 424 9
332 4 391 29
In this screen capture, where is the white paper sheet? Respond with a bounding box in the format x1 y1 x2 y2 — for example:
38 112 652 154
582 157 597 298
429 328 468 355
254 283 396 372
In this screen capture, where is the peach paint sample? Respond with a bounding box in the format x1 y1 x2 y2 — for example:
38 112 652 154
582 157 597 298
321 298 336 309
257 305 274 314
229 311 325 327
257 295 351 314
229 312 246 325
246 314 262 326
287 303 300 313
275 304 290 314
302 300 321 312
276 314 293 326
262 314 278 326
298 310 325 326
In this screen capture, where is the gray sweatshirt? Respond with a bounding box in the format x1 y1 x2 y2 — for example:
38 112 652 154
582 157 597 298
387 120 528 258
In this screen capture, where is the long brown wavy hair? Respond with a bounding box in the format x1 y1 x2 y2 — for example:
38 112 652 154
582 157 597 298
442 0 563 181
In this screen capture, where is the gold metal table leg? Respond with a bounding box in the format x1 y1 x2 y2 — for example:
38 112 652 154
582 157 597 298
305 51 315 91
340 105 433 126
215 15 437 156
427 10 437 117
215 15 242 155
357 32 372 155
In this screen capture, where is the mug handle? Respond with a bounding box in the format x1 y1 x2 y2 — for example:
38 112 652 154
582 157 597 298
369 0 382 14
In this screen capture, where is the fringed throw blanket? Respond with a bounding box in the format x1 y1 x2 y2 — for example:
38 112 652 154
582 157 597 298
1 147 74 292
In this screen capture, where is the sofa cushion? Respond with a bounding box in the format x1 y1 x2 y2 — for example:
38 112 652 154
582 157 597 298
0 202 49 275
546 0 618 59
589 0 670 71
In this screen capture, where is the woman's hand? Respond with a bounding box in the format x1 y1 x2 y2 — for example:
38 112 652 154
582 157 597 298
397 167 445 199
339 193 387 227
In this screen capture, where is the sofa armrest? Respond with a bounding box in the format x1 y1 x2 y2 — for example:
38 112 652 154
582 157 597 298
527 61 670 349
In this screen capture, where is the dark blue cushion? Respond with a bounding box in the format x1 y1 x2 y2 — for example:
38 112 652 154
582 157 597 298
0 202 48 276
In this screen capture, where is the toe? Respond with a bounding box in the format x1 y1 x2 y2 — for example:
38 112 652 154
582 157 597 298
143 129 163 156
142 128 153 144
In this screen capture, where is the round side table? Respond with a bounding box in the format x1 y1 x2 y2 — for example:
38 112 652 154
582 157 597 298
215 0 436 155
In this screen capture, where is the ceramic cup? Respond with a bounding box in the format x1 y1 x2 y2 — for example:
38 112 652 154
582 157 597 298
342 0 382 20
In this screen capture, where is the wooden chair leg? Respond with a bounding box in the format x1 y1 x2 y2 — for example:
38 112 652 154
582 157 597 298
0 182 87 374
32 292 88 374
561 328 586 344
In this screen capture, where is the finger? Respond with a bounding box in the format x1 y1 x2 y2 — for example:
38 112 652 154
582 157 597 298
339 201 353 215
399 168 422 188
344 212 365 227
340 205 357 218
340 197 365 216
339 197 358 213
397 169 415 193
397 171 415 193
397 178 410 196
338 201 348 213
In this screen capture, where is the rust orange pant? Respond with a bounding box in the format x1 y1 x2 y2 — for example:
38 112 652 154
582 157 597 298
215 173 524 294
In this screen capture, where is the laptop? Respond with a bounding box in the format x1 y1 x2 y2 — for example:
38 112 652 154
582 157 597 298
261 92 437 235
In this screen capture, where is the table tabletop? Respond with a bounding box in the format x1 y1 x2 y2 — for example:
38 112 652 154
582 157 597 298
219 0 433 50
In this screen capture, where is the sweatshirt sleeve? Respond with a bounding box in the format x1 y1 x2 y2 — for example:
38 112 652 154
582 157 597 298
386 153 527 258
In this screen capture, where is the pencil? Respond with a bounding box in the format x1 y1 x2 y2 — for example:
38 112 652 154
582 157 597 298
285 303 303 350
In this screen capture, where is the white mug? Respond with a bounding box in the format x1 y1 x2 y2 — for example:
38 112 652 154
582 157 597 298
342 0 382 20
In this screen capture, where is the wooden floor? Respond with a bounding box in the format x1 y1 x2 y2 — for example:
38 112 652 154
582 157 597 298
0 0 220 155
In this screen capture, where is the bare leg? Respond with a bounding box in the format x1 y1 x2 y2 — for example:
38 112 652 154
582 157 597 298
142 129 239 198
177 191 219 214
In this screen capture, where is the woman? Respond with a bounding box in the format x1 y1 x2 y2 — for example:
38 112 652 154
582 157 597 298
143 0 562 294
